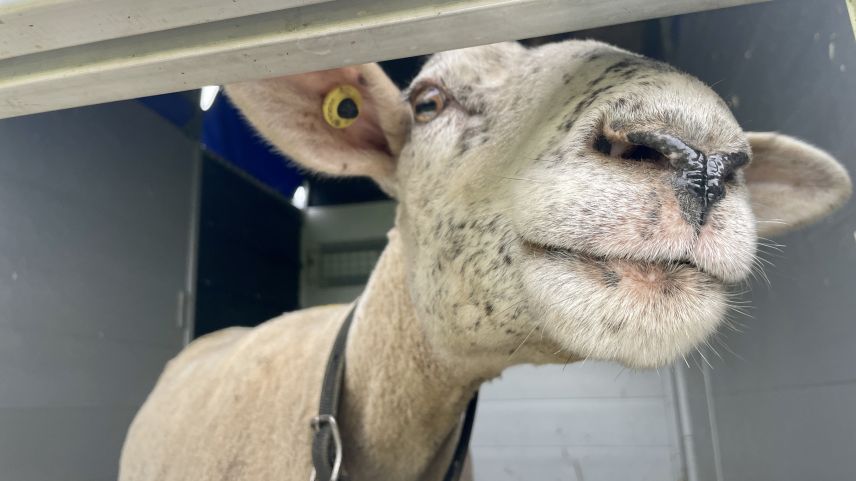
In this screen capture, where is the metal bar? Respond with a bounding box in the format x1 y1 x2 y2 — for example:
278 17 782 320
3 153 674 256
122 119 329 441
0 0 331 60
0 0 771 119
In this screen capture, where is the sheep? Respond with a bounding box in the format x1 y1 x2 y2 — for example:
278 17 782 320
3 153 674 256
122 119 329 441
119 39 852 481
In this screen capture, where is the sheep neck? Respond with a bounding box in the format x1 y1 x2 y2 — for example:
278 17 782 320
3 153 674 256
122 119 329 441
336 229 494 481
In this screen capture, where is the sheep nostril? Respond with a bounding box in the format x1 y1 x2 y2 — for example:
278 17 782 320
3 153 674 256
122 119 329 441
594 131 667 165
594 134 612 155
620 144 665 163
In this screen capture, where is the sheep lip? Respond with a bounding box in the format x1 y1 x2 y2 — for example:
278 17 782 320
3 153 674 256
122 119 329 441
520 240 719 282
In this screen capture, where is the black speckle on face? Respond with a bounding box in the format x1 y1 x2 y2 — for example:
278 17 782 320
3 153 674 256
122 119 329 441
564 85 615 131
602 269 621 288
457 126 479 155
607 319 625 334
457 119 492 155
559 114 577 132
647 190 662 224
585 52 606 62
640 191 662 241
562 72 573 85
448 241 464 260
640 226 654 241
536 145 563 165
504 255 513 265
602 59 636 76
587 72 608 89
660 281 679 297
484 302 494 316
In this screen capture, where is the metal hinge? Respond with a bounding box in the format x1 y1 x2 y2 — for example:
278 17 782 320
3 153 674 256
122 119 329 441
176 290 194 329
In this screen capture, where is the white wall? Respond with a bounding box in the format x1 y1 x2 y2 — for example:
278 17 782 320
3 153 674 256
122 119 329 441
473 363 684 481
666 2 856 480
300 200 397 307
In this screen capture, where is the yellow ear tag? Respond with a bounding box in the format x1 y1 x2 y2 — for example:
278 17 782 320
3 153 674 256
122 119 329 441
322 85 362 129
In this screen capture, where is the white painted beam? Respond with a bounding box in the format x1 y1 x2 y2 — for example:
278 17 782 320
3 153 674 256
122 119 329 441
0 0 771 119
0 0 331 60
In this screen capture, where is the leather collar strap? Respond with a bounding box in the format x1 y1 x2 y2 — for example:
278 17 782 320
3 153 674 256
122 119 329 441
310 302 479 481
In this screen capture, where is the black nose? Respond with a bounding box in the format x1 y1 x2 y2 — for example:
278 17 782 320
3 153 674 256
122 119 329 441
626 132 748 224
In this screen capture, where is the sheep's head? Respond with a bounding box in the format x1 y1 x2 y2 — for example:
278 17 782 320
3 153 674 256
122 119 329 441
226 40 851 369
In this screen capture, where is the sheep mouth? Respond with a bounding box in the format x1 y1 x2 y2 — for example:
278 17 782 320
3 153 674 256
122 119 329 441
517 239 731 369
520 240 723 284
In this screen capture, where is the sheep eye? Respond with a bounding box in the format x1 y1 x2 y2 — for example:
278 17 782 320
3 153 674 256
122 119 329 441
410 85 447 123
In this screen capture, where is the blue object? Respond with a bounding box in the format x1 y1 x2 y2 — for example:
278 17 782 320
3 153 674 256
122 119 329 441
137 92 198 129
201 93 304 199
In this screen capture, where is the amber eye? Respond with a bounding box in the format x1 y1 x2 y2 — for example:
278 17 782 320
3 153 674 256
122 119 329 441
410 85 447 123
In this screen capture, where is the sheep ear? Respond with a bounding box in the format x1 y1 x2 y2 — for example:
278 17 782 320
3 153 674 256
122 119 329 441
744 132 851 237
224 64 411 196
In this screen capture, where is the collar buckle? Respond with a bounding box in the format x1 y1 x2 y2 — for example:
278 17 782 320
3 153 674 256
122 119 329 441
309 414 343 481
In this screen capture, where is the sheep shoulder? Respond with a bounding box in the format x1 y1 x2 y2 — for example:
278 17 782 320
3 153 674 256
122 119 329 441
119 303 350 481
